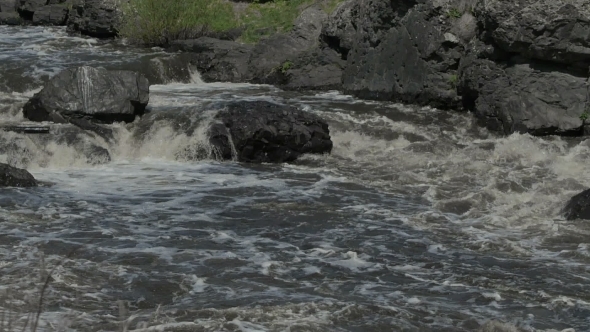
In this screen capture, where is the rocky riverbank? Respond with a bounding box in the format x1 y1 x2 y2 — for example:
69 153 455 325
154 0 590 138
3 0 589 138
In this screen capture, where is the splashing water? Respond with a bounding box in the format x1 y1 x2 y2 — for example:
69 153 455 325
0 26 589 332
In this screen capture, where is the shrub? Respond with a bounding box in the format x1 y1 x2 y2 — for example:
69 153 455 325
119 0 238 46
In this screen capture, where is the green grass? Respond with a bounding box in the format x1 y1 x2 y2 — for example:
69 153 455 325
280 60 293 74
119 0 346 45
119 0 239 46
580 111 589 122
239 0 313 43
446 7 462 19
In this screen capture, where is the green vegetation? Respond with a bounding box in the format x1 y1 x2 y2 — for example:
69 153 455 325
239 0 312 43
446 7 462 19
119 0 346 46
449 74 458 88
119 0 238 46
280 60 293 74
580 111 589 122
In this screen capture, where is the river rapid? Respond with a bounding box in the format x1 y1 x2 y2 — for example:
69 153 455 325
0 26 589 332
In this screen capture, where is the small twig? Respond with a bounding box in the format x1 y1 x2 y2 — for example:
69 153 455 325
31 247 80 332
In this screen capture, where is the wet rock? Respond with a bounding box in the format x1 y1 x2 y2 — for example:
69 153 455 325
67 0 119 38
209 101 332 163
278 46 345 91
0 0 16 12
0 11 20 24
16 0 45 19
170 37 253 83
563 188 590 220
32 3 68 25
474 0 590 71
0 0 21 24
23 66 149 125
247 7 328 85
0 163 37 187
460 58 589 136
339 0 464 109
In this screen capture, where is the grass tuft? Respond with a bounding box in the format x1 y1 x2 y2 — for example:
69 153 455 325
119 0 239 46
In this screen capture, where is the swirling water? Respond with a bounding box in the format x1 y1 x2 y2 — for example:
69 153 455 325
0 26 589 332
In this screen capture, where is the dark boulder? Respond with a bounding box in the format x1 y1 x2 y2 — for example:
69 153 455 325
247 7 328 84
338 0 466 109
32 4 68 25
23 66 149 125
16 0 45 19
67 0 119 38
460 58 589 136
0 0 21 24
563 189 590 220
277 46 345 91
0 0 16 12
0 11 21 24
474 0 590 71
0 163 37 187
209 101 332 163
169 37 253 83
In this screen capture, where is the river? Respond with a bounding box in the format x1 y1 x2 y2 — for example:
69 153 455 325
0 26 588 332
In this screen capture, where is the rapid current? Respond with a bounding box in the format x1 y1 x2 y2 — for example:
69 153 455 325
0 26 589 332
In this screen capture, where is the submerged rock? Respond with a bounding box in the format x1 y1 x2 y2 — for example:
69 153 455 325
0 163 37 187
23 66 149 125
209 101 332 163
563 189 590 220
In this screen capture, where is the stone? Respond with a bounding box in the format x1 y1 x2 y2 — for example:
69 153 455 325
209 101 333 163
32 4 68 26
0 163 37 187
563 188 590 220
23 66 149 125
67 0 120 38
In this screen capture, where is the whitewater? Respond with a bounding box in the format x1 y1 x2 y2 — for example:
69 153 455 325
0 26 588 331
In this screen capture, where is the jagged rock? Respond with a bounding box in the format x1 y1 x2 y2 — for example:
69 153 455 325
247 7 327 84
23 66 149 125
563 188 590 220
0 11 20 24
0 163 37 187
16 0 45 19
67 0 119 38
321 0 465 108
276 46 345 91
170 37 253 83
474 0 590 71
460 57 589 136
0 0 16 12
209 101 332 163
32 4 68 25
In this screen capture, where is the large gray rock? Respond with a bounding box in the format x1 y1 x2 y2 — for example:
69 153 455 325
23 66 149 124
460 58 589 136
474 0 590 70
563 188 590 220
0 11 20 24
279 46 345 91
67 0 119 38
340 0 465 108
0 0 16 12
247 7 328 84
0 163 36 187
32 4 68 25
209 101 333 163
169 37 254 83
16 0 45 17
